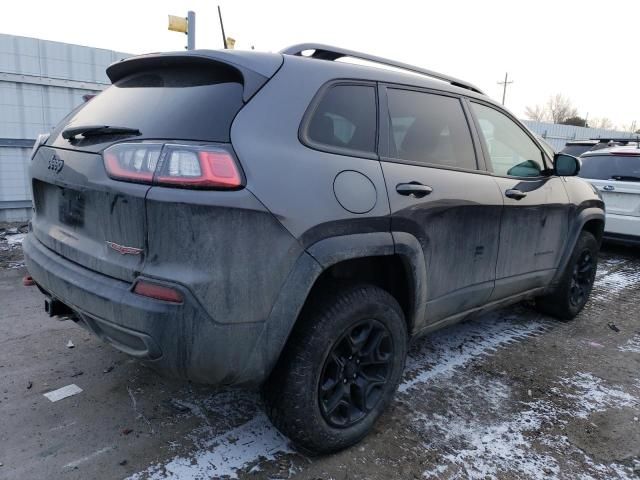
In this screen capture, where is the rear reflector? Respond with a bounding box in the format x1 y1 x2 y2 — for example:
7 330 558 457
103 142 242 189
133 280 183 303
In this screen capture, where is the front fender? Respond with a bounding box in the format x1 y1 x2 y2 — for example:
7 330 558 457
551 206 605 287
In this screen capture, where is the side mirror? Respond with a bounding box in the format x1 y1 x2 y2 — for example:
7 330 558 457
554 153 581 176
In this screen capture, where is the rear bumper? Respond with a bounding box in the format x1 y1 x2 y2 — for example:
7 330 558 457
604 213 640 242
23 234 267 385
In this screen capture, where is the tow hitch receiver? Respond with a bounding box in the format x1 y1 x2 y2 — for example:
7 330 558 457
44 297 73 317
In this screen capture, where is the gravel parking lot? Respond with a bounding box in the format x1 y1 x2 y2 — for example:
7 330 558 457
1 227 639 479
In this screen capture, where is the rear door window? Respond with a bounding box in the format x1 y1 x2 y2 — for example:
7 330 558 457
386 89 477 170
304 84 377 155
53 64 244 148
579 155 640 181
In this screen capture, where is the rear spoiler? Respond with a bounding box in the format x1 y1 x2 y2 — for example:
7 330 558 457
106 50 283 102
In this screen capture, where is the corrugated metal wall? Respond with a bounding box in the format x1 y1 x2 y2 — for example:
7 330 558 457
522 120 636 151
0 34 129 221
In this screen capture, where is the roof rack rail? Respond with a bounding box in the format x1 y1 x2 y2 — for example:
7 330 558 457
280 43 484 95
589 137 639 143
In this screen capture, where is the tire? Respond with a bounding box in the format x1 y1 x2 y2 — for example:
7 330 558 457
263 284 408 454
535 231 599 320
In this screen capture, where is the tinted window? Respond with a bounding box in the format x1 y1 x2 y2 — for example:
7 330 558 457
306 85 376 154
387 89 476 170
471 102 544 177
561 144 596 157
579 155 640 181
60 65 244 143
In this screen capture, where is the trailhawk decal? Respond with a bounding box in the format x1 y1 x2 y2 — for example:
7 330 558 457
105 241 143 255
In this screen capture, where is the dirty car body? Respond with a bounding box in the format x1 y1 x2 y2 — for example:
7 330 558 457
24 44 605 452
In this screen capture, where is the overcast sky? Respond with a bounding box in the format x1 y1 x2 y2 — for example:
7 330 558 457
2 0 638 129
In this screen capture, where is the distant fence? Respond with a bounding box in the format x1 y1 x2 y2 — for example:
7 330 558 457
521 120 637 151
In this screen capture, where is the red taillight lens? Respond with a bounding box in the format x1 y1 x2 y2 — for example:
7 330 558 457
133 280 183 303
103 143 243 189
155 147 242 188
103 143 162 183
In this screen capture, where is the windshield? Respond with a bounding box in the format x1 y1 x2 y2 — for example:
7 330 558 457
579 154 640 181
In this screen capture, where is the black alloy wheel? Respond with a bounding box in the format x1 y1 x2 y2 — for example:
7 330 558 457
569 249 596 308
319 319 393 428
263 284 407 453
535 231 599 320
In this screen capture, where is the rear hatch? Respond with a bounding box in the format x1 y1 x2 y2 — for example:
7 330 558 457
30 52 282 282
579 152 640 217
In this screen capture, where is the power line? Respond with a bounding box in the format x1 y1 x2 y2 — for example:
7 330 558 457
497 72 513 106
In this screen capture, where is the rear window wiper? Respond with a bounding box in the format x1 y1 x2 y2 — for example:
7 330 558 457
610 175 640 182
62 125 141 140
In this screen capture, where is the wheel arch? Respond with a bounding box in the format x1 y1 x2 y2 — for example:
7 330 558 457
551 207 605 287
246 232 426 385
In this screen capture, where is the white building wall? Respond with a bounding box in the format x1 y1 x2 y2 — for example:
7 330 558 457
522 120 636 151
0 34 130 221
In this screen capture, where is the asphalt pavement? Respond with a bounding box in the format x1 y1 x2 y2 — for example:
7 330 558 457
1 235 639 479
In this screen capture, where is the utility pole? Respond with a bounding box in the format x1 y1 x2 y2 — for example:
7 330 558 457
218 6 228 49
497 72 513 106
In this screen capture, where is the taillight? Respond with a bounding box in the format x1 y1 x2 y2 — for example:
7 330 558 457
155 145 242 188
103 143 161 183
133 280 183 303
103 142 243 189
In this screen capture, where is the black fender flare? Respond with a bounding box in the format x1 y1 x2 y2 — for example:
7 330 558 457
307 231 428 332
238 231 427 384
551 207 605 287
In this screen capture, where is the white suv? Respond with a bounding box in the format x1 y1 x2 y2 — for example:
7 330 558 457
580 146 640 245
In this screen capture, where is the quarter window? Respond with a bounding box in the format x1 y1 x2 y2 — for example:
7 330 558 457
386 89 477 170
470 102 544 177
306 84 376 154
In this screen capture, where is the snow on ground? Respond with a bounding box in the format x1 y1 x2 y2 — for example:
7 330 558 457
130 312 550 480
6 233 26 247
124 257 640 479
129 414 292 480
400 312 548 393
592 257 640 300
413 373 637 480
619 334 640 353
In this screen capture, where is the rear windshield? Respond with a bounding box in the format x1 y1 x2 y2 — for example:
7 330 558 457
561 145 595 157
59 64 244 143
579 154 640 181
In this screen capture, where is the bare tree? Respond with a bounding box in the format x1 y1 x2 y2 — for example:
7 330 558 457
524 104 549 122
620 121 637 133
589 117 615 130
546 94 578 124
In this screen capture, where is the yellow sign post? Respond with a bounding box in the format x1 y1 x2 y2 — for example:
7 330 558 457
168 12 195 49
168 15 188 33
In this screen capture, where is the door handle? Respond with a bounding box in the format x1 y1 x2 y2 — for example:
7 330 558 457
505 189 527 200
396 182 433 198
